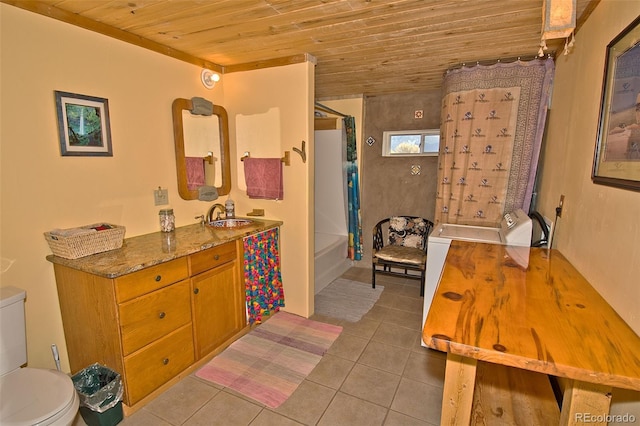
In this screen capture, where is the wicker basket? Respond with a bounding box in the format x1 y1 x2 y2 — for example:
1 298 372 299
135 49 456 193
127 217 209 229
44 224 126 259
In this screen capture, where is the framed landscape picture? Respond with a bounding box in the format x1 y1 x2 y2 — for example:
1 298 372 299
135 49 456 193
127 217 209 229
55 91 112 157
592 16 640 191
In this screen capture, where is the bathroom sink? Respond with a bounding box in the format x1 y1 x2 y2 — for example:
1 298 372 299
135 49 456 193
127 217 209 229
208 219 254 228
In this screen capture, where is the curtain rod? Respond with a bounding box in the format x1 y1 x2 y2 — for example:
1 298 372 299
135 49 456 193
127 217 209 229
446 53 555 73
314 102 349 118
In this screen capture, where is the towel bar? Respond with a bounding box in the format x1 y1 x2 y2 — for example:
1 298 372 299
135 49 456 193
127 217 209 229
240 151 290 166
203 151 215 164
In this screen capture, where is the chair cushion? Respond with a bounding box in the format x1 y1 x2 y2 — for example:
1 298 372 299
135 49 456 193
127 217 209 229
373 245 425 266
388 217 429 249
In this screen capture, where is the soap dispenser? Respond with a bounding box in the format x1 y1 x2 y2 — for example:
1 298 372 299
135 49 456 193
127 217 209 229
225 197 235 219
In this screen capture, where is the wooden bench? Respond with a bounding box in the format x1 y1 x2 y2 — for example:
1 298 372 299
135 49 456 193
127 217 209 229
471 361 560 425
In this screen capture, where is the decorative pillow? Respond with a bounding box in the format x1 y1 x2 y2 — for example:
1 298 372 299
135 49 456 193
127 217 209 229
388 217 428 249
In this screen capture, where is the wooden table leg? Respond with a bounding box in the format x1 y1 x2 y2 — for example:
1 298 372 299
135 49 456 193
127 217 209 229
559 380 612 425
441 353 477 425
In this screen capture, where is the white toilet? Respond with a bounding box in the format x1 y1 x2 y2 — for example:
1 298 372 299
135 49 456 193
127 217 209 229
0 286 79 426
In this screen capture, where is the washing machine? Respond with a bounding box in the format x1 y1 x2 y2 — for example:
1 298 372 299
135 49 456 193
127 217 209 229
421 209 533 340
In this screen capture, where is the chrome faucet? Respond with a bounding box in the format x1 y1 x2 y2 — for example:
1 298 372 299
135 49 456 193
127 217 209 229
207 203 225 222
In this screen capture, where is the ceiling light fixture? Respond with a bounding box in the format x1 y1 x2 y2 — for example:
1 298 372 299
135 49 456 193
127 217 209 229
201 69 220 89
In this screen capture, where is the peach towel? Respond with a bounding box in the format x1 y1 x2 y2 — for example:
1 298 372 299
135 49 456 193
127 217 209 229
186 157 205 190
243 158 283 200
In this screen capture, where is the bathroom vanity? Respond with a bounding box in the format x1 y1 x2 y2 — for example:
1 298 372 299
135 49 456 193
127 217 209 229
47 219 282 412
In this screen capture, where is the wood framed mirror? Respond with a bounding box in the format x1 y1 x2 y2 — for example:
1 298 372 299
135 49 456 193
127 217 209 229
172 98 231 200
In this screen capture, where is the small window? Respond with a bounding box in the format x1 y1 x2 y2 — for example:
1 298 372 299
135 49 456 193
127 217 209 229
382 130 440 157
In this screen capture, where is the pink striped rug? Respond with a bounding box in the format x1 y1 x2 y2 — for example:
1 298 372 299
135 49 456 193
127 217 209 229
195 311 342 408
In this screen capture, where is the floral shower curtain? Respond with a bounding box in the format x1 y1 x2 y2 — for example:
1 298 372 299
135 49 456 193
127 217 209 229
344 116 362 260
435 57 555 226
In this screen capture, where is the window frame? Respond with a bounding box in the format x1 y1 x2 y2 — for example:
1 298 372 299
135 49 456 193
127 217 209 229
381 129 440 157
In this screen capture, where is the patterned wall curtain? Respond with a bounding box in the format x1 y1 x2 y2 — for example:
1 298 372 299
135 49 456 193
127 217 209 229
243 228 285 324
344 116 363 260
435 58 555 226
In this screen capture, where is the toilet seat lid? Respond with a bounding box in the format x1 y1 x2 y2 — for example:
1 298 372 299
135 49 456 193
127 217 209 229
0 368 76 425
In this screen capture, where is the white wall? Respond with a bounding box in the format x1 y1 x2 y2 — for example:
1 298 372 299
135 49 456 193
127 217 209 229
538 0 640 335
224 62 315 317
314 129 348 236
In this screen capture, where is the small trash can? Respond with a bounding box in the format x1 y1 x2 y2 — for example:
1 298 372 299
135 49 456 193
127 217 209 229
71 363 124 426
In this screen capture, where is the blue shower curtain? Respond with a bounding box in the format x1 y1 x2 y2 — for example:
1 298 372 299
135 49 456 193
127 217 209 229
344 116 362 261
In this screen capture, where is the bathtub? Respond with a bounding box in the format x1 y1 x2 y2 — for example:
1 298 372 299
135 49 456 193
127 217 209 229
314 232 352 294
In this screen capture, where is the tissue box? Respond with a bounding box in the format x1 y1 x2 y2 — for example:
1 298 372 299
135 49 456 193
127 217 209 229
44 224 125 259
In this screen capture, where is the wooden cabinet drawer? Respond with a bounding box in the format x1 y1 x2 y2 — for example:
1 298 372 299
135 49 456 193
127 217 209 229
123 324 194 405
190 241 237 275
115 257 189 302
119 280 191 355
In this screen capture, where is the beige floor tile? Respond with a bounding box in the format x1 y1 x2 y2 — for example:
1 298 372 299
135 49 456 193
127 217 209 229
183 391 262 426
120 410 173 426
402 350 446 388
340 364 401 407
308 312 344 326
376 290 402 308
273 380 336 425
326 333 369 361
382 292 419 312
383 410 433 426
340 316 381 339
413 334 434 352
397 283 424 299
360 304 388 322
143 376 219 425
371 322 419 349
317 392 388 426
341 267 371 283
217 385 268 407
306 353 355 389
423 347 447 359
358 341 411 375
390 377 443 424
401 295 426 314
249 410 304 426
381 308 423 331
374 280 406 295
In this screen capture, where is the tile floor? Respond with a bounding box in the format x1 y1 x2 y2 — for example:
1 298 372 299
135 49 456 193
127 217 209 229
73 267 446 426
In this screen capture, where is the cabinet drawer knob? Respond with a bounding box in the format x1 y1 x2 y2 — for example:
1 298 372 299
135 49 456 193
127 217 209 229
214 254 220 260
163 358 169 365
155 275 162 282
193 288 199 294
158 312 166 319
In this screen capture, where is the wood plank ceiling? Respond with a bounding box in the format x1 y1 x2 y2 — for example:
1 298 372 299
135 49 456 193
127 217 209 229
5 0 597 99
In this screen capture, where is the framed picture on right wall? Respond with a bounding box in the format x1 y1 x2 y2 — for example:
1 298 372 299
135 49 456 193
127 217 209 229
592 16 640 191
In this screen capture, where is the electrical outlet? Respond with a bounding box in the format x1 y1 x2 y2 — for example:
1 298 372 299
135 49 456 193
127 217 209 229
154 188 169 206
556 194 565 218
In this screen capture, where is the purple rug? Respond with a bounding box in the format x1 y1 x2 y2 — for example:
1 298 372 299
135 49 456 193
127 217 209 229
196 311 342 408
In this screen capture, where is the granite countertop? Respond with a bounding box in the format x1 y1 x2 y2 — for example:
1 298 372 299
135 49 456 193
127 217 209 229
46 218 283 278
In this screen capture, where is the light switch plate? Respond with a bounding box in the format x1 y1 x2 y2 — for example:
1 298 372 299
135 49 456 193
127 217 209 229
154 188 169 205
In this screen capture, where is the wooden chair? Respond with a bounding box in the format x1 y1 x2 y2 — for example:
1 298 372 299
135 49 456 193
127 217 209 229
372 216 434 296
